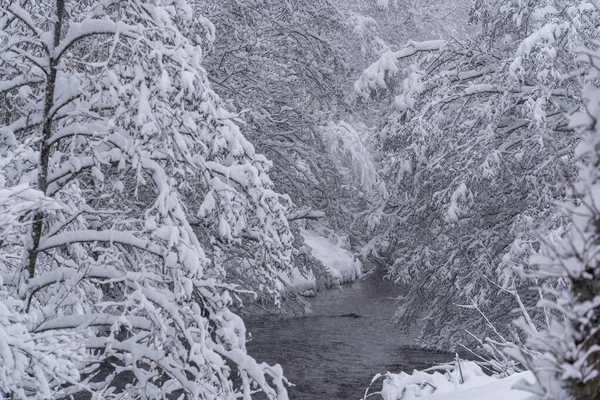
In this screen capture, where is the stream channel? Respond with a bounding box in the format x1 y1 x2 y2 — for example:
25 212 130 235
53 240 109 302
245 269 453 400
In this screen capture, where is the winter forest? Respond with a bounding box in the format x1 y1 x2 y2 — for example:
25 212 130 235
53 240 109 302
2 0 600 399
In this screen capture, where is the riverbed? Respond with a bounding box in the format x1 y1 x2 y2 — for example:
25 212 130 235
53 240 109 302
245 270 453 399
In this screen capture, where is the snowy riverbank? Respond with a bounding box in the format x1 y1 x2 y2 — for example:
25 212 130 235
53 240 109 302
366 361 534 400
280 229 363 295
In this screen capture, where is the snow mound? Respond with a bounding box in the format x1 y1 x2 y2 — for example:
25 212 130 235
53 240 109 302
279 230 363 294
367 361 534 400
422 371 534 400
301 229 362 285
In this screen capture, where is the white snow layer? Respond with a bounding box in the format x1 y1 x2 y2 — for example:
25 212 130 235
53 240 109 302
281 230 363 293
375 361 534 400
422 372 534 400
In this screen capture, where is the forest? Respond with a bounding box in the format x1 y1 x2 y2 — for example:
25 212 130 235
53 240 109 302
1 0 600 399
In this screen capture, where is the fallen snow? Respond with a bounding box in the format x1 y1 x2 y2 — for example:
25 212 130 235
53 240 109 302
302 229 362 284
280 229 363 294
371 361 535 400
421 371 534 400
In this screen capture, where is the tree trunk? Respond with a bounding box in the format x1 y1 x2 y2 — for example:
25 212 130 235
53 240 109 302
22 0 65 279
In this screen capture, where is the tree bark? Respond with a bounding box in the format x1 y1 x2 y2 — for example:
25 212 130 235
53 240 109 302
22 0 65 279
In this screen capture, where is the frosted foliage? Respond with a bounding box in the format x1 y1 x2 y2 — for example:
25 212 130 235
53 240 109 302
355 0 599 350
0 0 293 398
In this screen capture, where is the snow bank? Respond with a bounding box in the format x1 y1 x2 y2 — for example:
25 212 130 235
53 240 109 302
301 229 362 284
422 371 533 400
280 229 363 294
367 361 534 400
281 266 316 295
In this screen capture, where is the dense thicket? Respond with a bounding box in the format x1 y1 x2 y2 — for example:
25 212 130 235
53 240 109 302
197 1 389 297
201 1 360 229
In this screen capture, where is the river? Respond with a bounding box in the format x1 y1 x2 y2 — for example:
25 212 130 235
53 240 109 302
245 270 453 399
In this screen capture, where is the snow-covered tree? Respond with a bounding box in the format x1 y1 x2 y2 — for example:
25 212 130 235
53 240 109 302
0 0 294 397
355 0 598 350
339 0 470 48
515 9 600 397
194 0 386 294
199 0 351 222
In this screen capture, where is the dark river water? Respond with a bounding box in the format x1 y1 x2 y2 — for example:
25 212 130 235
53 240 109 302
245 270 453 400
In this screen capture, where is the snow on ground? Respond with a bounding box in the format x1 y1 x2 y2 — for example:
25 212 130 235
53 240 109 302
282 265 317 294
420 371 534 400
280 229 363 295
369 361 535 400
301 229 362 284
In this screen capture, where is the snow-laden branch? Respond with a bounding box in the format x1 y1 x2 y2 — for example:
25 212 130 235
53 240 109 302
46 152 120 194
34 314 153 332
462 84 574 98
394 40 446 59
286 207 326 221
354 40 446 97
84 337 200 395
213 343 288 398
0 75 45 95
4 5 46 46
46 122 108 146
38 230 166 257
54 18 139 60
